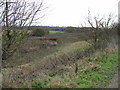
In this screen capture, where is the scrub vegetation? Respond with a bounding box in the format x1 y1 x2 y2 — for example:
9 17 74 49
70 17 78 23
1 0 118 88
2 26 118 88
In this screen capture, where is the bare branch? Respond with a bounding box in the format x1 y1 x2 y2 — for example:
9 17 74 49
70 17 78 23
1 0 47 29
1 0 47 60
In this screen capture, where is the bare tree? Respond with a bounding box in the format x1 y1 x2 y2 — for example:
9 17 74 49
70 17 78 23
0 0 47 28
85 10 115 49
0 0 47 60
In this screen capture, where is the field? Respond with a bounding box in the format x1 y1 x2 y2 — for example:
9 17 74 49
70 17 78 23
49 31 64 34
2 28 118 88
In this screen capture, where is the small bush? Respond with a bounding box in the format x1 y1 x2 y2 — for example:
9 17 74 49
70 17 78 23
65 27 76 33
49 72 57 77
32 80 49 88
31 27 49 37
2 30 27 60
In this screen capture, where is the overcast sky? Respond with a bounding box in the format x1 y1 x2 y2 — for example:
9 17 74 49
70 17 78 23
32 0 119 27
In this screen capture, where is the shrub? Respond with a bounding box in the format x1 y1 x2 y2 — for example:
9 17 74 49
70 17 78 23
2 30 27 60
31 27 49 37
65 27 76 33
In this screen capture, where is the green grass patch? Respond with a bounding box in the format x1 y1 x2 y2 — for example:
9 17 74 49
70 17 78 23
49 72 57 77
76 52 118 88
32 80 48 88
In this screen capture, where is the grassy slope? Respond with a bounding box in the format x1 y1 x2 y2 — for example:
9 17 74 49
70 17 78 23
16 39 118 88
3 32 88 68
2 30 118 88
30 36 118 88
30 51 118 88
77 52 118 88
2 40 91 88
49 31 64 34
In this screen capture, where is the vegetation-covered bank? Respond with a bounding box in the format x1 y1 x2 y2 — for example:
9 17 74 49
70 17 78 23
17 34 118 88
2 41 92 87
30 49 118 88
1 0 118 88
2 28 118 88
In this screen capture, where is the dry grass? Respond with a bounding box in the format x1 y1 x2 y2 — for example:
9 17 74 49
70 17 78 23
2 28 118 88
2 40 92 87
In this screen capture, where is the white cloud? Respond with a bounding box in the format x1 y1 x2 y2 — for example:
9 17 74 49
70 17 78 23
33 0 119 26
